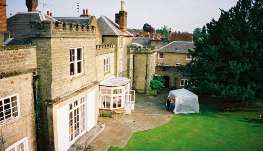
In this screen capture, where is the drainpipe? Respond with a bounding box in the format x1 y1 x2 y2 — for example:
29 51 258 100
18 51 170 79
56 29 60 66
32 73 40 151
144 52 149 94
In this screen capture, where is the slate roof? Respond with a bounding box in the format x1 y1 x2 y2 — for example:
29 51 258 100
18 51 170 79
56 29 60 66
158 41 195 53
97 16 133 36
9 12 57 22
132 37 151 47
5 38 33 45
54 16 91 25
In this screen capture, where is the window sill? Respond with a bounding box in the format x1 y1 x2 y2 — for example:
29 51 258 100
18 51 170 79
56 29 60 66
0 117 20 126
104 72 111 76
70 73 84 80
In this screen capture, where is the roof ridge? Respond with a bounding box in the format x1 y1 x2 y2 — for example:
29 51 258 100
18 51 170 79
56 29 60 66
101 16 121 35
158 41 176 50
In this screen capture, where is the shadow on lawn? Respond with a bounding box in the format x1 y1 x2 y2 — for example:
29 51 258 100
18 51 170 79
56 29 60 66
239 117 263 126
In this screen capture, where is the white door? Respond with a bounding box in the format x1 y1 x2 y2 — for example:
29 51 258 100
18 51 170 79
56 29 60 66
55 104 70 151
86 90 96 131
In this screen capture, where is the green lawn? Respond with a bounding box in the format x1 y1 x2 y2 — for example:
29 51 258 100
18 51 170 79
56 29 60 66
109 101 263 151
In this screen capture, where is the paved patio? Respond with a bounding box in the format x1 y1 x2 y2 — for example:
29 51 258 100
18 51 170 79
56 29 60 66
90 92 173 151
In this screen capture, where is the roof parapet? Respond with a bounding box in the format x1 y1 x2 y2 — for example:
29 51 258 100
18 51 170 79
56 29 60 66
96 44 115 55
53 21 96 33
96 44 115 50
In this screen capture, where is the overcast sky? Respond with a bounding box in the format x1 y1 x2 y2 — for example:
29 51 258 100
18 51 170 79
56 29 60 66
7 0 239 33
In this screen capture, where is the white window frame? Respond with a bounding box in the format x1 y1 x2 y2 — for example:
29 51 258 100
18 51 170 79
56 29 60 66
104 57 110 74
100 86 128 110
5 137 29 151
180 79 189 87
159 52 164 59
0 94 20 125
70 48 83 77
186 54 192 60
69 97 86 144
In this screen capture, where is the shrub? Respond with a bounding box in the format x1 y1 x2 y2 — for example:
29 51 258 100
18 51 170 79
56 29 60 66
150 79 164 92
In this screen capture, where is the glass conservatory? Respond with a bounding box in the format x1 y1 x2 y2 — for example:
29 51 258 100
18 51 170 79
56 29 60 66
99 77 135 114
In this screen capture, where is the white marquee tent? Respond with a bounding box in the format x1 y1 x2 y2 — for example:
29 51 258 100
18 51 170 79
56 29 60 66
168 89 199 114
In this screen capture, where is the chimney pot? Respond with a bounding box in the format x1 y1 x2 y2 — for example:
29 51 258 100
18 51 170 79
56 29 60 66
47 11 50 16
50 12 52 16
83 9 85 15
0 0 7 45
86 9 88 15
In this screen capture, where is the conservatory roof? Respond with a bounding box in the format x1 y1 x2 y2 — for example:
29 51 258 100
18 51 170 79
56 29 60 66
100 77 130 87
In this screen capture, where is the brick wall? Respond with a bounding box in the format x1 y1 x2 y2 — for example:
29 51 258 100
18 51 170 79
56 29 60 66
0 47 37 77
0 73 37 151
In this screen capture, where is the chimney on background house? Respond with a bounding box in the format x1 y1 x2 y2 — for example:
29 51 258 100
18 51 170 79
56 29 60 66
46 11 53 17
115 0 127 32
26 0 38 12
80 9 89 17
0 0 7 45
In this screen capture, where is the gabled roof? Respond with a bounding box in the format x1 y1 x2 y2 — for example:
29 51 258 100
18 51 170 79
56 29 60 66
97 16 133 37
54 16 92 25
159 41 195 53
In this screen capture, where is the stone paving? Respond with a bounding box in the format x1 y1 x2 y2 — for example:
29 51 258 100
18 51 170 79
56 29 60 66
90 92 173 151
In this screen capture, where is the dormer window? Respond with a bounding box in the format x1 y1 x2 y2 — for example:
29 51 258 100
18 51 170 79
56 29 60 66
70 48 83 76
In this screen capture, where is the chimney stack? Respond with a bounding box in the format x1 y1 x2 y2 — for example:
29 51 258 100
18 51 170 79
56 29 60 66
0 0 7 45
115 13 120 25
26 0 38 12
46 11 52 17
115 0 127 32
80 9 89 17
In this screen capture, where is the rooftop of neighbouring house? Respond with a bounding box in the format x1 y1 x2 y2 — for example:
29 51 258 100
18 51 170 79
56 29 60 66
97 16 133 37
8 11 57 22
158 41 195 53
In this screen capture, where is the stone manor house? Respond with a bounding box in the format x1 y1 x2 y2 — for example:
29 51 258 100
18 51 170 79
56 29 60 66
0 0 193 150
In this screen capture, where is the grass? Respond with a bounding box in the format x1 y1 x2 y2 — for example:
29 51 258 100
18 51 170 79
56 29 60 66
109 100 263 151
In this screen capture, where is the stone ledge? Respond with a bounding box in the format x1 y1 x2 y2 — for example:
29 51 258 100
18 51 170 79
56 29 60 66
68 123 105 151
0 68 36 79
